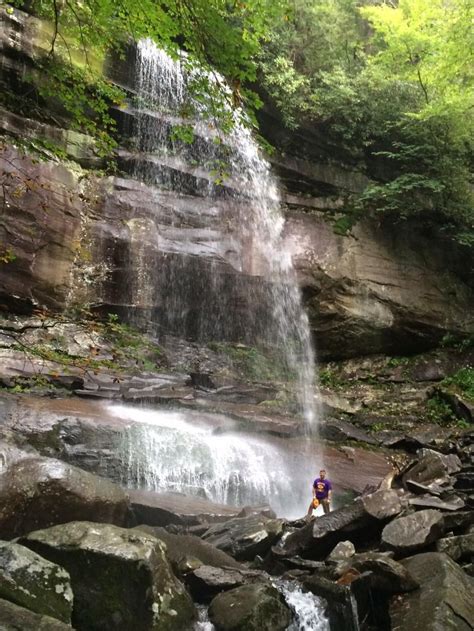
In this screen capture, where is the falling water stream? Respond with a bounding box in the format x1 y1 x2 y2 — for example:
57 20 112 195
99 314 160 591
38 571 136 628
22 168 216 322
119 41 328 628
129 39 318 425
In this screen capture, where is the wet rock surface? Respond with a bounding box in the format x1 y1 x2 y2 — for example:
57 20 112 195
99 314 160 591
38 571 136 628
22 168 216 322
202 515 284 561
0 456 130 539
129 489 240 527
21 521 196 631
0 541 73 623
336 552 419 594
381 510 445 555
208 583 291 631
186 565 265 603
0 597 73 630
133 526 243 572
390 552 474 631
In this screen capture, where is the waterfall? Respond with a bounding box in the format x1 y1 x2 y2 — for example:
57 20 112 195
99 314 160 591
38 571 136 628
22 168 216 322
114 404 314 519
126 39 318 426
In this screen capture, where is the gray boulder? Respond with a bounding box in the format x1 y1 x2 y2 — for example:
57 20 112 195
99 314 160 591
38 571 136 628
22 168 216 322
0 541 72 623
202 515 284 561
186 565 265 603
327 541 355 563
0 597 73 630
436 533 474 562
402 449 461 488
390 552 474 630
208 584 291 631
0 457 130 538
382 510 444 555
21 521 195 631
133 525 243 572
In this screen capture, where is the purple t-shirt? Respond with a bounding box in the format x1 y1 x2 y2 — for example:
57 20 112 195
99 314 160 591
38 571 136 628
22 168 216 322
313 478 331 499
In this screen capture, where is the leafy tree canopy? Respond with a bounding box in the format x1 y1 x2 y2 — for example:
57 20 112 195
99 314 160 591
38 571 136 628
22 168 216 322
259 0 473 245
5 0 286 153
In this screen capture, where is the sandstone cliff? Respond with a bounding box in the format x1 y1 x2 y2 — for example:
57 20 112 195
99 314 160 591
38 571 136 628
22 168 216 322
1 6 473 360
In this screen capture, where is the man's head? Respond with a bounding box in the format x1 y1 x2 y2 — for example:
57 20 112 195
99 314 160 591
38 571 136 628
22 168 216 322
320 469 326 479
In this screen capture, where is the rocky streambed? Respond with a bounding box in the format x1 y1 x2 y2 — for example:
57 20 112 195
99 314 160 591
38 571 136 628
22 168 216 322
0 418 472 630
0 317 472 629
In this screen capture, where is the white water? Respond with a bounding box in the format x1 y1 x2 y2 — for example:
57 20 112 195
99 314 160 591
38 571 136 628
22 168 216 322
131 40 318 427
277 581 330 631
114 404 315 518
191 583 329 631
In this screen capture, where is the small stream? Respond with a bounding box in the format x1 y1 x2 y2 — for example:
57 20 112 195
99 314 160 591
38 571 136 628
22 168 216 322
192 582 329 631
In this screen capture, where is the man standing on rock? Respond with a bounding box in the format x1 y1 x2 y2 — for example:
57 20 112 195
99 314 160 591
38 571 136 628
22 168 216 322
307 469 332 518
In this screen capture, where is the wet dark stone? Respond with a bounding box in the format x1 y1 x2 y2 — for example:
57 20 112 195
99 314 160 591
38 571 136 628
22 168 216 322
0 456 130 539
208 584 291 631
202 515 284 561
390 553 474 631
381 510 444 555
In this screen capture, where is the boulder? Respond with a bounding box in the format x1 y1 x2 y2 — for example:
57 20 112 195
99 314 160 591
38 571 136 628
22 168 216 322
381 510 445 555
0 541 72 623
390 553 474 631
202 515 284 561
402 450 461 488
129 489 239 527
278 490 402 560
0 457 130 538
186 565 265 603
319 418 378 445
133 525 243 572
408 494 465 511
337 552 419 593
0 597 73 630
436 533 474 562
208 584 291 631
327 541 356 563
21 521 195 631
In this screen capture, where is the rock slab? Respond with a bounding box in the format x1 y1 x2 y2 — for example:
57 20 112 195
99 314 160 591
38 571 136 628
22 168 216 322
22 521 195 631
209 584 291 631
0 456 130 538
390 552 474 631
202 515 284 561
0 541 73 623
0 597 73 630
381 510 445 555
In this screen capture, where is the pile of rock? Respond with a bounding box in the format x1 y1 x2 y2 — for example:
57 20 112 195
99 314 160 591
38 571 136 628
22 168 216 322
265 442 474 630
0 438 472 630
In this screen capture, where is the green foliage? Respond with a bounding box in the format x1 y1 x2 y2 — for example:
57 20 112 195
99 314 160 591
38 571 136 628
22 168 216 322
442 366 474 401
31 60 123 158
0 246 16 264
318 368 345 389
440 333 474 351
260 0 473 244
102 313 163 371
7 0 286 152
426 394 457 425
387 356 411 368
207 342 291 382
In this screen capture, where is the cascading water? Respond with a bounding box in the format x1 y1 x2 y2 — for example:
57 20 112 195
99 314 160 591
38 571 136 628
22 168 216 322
191 583 330 631
127 39 318 426
115 404 314 518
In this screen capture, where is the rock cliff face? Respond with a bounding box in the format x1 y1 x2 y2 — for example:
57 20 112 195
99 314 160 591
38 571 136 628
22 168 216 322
1 6 473 359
